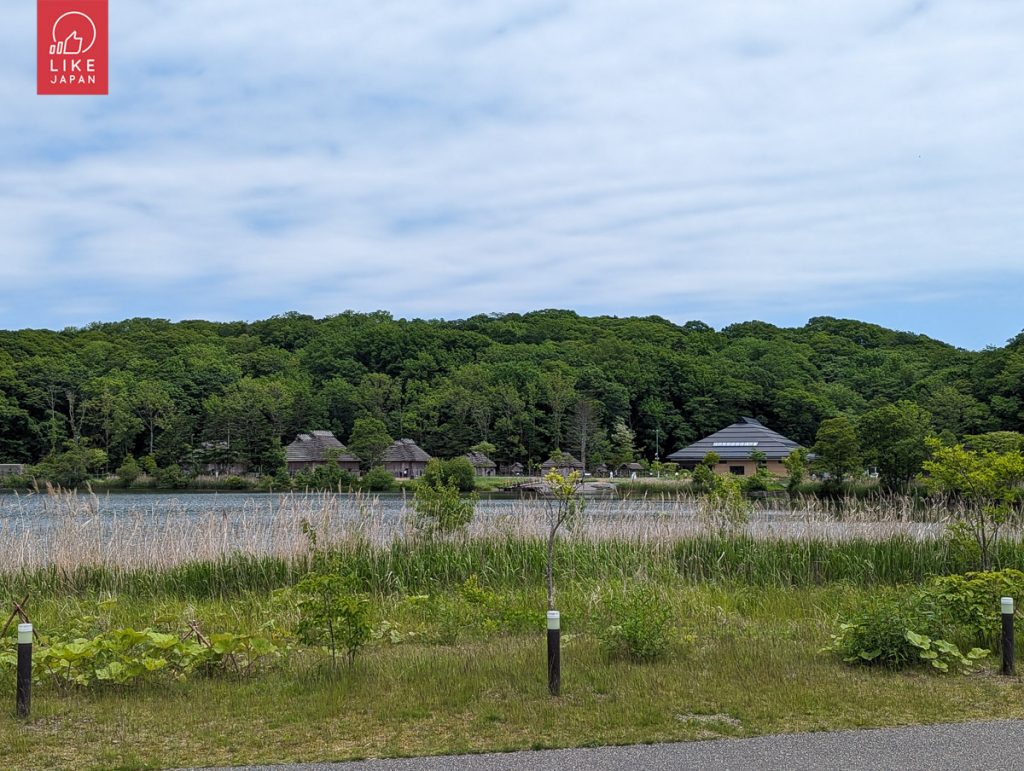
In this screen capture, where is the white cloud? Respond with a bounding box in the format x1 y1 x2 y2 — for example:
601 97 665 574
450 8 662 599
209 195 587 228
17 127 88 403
0 0 1022 346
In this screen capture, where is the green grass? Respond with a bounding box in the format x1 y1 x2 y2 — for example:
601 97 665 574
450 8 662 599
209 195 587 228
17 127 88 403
2 532 1017 600
3 532 1024 769
4 581 1024 770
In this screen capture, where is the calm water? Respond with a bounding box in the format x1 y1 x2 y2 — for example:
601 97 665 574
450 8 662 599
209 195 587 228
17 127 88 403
0 487 946 540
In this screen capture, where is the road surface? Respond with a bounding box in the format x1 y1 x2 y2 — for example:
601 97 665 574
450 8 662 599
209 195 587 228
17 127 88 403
187 719 1024 771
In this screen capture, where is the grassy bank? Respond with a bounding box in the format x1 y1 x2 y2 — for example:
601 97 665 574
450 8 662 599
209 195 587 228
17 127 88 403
4 578 1024 770
4 492 1024 770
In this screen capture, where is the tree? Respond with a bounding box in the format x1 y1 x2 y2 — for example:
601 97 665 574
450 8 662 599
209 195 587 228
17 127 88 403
964 431 1024 455
34 442 108 488
115 456 141 488
543 469 585 611
858 401 933 491
782 448 809 499
347 418 393 470
420 457 476 493
922 439 1024 570
470 440 497 458
608 418 637 469
812 416 862 489
133 380 173 456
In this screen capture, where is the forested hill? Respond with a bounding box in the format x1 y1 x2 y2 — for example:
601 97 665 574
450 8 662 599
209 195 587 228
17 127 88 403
0 310 1021 470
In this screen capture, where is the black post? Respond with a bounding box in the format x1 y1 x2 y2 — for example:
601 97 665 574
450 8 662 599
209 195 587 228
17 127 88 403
16 623 32 717
547 610 560 696
1002 597 1015 677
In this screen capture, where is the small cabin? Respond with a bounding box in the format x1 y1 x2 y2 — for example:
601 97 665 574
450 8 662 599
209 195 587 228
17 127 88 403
286 431 362 475
383 439 432 478
540 452 584 478
464 451 497 477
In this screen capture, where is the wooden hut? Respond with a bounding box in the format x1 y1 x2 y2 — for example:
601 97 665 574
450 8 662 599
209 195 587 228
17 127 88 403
540 452 584 477
464 451 497 476
285 431 362 475
383 439 432 478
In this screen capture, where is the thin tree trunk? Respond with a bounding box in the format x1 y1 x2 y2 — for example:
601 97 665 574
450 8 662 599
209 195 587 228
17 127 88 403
546 527 556 610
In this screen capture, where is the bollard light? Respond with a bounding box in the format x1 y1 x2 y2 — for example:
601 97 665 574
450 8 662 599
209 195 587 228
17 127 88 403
16 622 32 717
547 610 561 696
1002 598 1015 677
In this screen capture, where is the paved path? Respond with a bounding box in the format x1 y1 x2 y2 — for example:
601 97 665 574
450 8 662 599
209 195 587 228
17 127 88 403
190 720 1024 771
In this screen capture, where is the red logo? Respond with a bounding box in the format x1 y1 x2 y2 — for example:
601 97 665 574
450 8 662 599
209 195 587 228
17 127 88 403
37 0 108 95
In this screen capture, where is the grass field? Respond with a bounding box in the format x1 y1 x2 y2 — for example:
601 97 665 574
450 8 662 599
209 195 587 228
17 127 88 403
3 495 1024 770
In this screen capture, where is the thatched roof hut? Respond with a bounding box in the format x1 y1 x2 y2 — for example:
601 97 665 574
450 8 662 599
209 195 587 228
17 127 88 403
286 431 361 475
383 439 432 478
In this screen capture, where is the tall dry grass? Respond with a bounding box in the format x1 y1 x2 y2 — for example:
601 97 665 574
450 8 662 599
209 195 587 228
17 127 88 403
0 488 980 574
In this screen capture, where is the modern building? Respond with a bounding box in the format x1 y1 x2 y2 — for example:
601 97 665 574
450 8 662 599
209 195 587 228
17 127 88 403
382 439 432 478
666 417 803 477
464 451 497 476
285 431 362 475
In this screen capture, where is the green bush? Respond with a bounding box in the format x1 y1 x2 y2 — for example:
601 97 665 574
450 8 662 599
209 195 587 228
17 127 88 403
155 464 189 489
115 456 141 488
924 569 1024 648
824 593 934 669
360 466 396 492
421 457 476 493
598 583 677 662
413 482 476 537
1 627 283 689
295 571 372 667
825 573 1015 671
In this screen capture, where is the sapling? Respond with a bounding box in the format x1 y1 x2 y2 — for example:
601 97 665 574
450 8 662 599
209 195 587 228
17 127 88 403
543 469 585 610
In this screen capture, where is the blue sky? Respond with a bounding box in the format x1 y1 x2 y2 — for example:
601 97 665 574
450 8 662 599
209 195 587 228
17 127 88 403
2 1 1022 350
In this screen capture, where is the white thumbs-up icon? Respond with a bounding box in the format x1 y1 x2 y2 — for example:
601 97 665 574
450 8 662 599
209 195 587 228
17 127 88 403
49 12 96 55
54 31 84 55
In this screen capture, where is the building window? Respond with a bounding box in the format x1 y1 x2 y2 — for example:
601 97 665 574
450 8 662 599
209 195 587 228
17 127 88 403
729 465 745 476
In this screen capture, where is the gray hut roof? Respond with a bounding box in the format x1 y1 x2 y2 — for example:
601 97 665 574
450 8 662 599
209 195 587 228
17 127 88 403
666 417 801 463
464 451 496 468
286 431 361 463
383 438 432 463
541 452 583 469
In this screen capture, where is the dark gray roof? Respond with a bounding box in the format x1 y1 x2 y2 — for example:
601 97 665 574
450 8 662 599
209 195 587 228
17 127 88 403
286 431 360 463
464 451 496 468
666 417 802 463
383 439 432 463
541 453 583 469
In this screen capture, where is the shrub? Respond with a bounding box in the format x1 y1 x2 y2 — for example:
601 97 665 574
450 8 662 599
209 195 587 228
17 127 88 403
155 463 189 489
115 456 141 487
825 574 1007 672
220 475 250 490
295 571 372 667
599 583 677 662
360 466 396 492
824 593 934 669
421 457 476 493
413 482 476 537
924 569 1024 648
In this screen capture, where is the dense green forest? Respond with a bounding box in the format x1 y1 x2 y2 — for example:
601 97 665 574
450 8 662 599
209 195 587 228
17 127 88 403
0 310 1021 477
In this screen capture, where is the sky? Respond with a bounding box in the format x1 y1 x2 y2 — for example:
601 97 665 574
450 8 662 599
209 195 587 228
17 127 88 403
1 0 1022 350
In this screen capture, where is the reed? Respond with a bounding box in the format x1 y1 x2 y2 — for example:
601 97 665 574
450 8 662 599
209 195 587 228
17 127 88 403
1 490 1019 599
